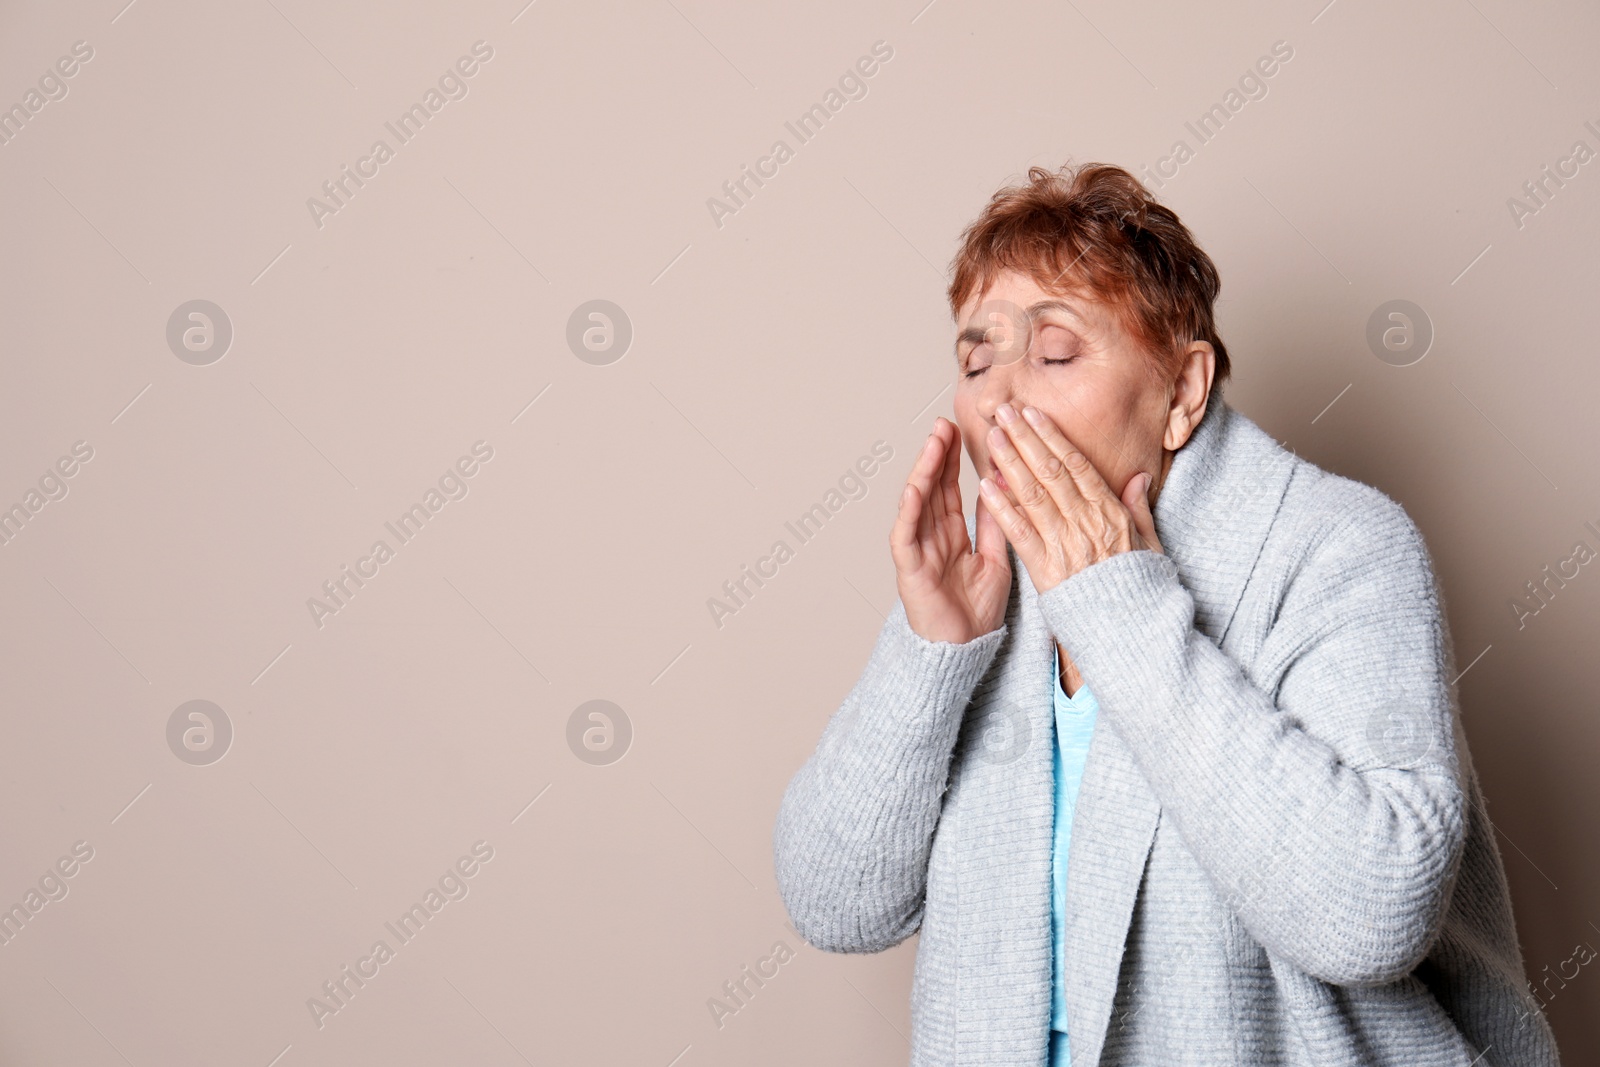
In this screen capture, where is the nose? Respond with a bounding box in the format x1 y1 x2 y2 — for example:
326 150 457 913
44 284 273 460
970 309 1034 425
973 360 1021 426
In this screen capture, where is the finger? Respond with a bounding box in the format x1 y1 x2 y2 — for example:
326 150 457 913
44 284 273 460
889 480 927 575
918 423 954 548
973 493 1011 569
1121 471 1164 553
988 419 1075 537
912 422 961 556
935 418 968 547
1015 404 1119 508
918 426 952 547
992 410 1085 530
978 469 1044 575
890 431 945 564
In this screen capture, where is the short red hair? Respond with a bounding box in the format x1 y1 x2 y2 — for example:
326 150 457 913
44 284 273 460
947 161 1231 387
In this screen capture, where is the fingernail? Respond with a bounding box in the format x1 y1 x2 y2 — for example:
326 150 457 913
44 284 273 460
996 403 1017 423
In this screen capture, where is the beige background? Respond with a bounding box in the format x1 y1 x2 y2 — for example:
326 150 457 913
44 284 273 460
0 0 1595 1063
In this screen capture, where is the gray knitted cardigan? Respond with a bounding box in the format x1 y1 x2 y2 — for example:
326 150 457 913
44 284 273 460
773 393 1560 1066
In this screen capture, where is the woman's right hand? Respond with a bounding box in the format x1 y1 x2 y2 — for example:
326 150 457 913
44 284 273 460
890 417 1012 645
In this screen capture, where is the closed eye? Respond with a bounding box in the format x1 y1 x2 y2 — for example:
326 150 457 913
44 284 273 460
963 356 1074 380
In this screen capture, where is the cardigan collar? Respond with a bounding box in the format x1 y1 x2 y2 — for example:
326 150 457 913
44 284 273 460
958 389 1299 1064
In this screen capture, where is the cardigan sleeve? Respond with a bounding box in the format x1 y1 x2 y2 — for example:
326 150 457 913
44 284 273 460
772 598 1007 954
1036 482 1468 987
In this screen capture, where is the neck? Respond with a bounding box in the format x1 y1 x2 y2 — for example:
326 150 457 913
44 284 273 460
1056 641 1085 697
1154 446 1176 500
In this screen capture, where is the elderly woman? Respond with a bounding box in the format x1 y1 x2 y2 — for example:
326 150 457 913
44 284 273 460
773 163 1561 1066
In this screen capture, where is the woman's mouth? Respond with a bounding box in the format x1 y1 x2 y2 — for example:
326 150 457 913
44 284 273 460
990 465 1008 492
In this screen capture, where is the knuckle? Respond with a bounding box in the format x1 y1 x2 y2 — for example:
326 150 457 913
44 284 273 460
1097 511 1118 544
1037 451 1069 482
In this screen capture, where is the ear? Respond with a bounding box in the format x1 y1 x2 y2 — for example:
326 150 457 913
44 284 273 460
1163 340 1216 451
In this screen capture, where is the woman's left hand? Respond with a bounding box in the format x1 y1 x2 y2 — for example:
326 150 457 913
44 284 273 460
979 402 1165 595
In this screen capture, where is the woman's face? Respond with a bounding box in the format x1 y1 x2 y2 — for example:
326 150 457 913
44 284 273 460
953 270 1204 507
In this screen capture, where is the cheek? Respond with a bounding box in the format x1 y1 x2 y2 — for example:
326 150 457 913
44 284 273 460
1105 424 1164 488
1129 390 1173 455
1078 407 1156 487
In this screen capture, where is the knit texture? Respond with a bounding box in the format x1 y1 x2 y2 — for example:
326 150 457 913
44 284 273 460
772 392 1561 1066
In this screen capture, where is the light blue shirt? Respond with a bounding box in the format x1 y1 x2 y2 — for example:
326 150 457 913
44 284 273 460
1050 644 1098 1066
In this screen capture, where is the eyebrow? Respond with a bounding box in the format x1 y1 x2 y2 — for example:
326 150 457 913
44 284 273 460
954 299 1088 363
